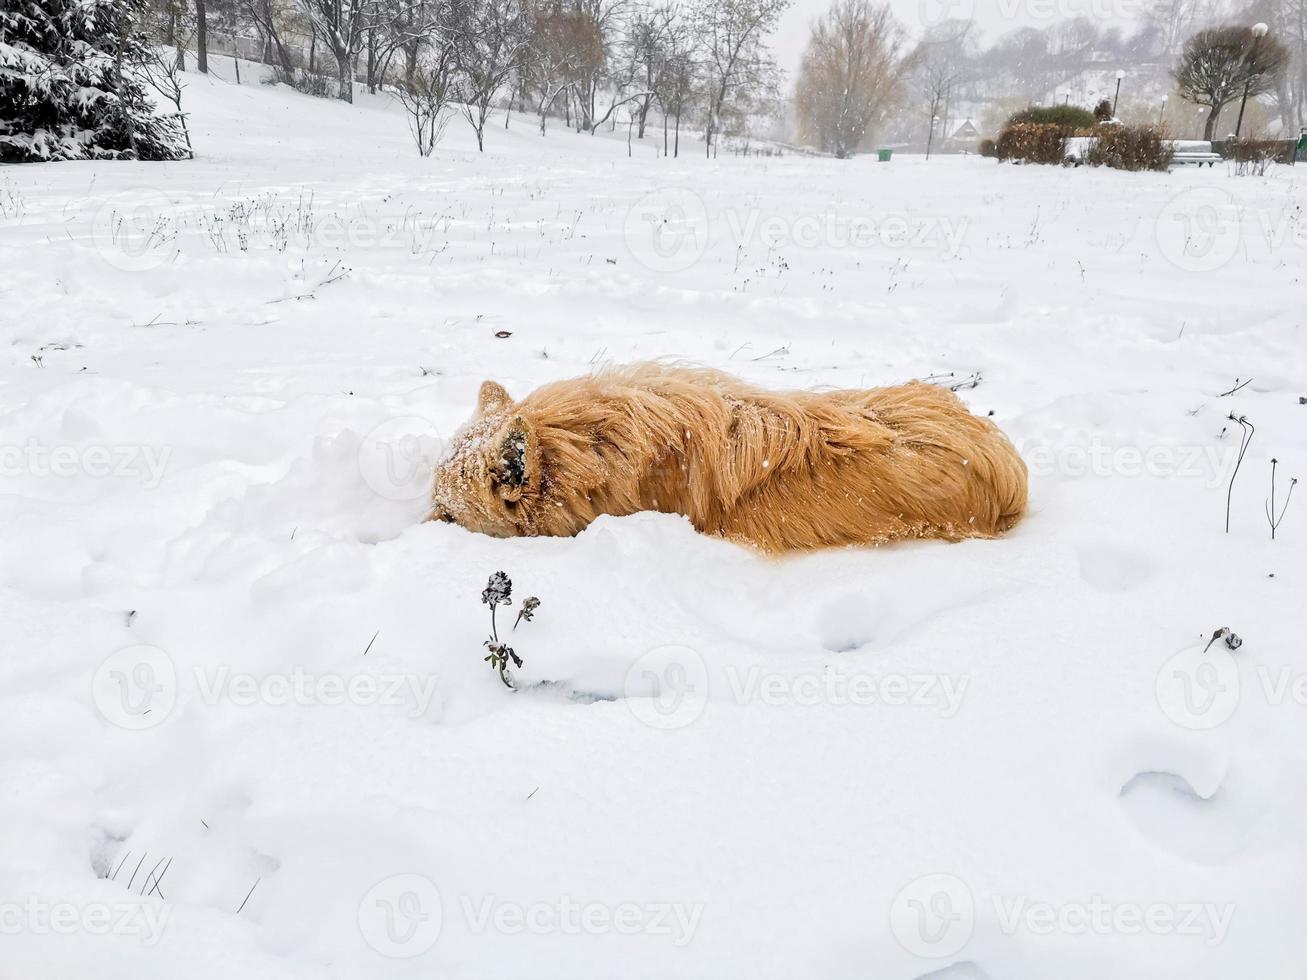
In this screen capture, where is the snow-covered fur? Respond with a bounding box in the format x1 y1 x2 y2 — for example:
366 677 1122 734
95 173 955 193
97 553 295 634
429 363 1028 553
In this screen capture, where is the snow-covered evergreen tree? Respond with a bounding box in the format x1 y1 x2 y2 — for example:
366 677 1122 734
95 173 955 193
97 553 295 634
0 0 189 162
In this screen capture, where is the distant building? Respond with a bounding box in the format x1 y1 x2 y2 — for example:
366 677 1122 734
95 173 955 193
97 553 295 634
949 120 980 144
943 119 981 151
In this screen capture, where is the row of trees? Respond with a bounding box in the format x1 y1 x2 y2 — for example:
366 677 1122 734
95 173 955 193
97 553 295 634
147 0 791 155
915 0 1307 143
9 0 1298 164
793 0 1304 158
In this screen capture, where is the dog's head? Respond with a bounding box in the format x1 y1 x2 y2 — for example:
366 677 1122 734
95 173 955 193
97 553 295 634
430 380 545 538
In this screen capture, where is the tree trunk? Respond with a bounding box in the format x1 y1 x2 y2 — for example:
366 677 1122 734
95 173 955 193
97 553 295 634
405 43 417 84
367 32 377 94
336 46 353 103
168 4 185 71
112 12 139 155
195 0 209 73
1204 103 1221 140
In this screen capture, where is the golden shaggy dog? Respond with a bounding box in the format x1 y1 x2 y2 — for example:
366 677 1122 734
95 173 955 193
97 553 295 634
429 363 1027 553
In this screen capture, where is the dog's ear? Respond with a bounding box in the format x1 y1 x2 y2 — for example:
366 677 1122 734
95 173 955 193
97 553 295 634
477 380 512 416
488 415 537 502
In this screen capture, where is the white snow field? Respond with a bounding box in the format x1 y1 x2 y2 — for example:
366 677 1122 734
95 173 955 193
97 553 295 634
2 62 1307 980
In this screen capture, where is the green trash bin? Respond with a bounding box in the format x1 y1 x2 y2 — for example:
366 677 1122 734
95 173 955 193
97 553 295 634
877 148 893 162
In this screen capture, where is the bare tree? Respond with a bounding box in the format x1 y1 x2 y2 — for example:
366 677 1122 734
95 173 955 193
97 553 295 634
584 40 654 135
451 0 528 149
652 6 697 156
1173 24 1290 138
625 3 676 138
795 0 908 158
140 43 195 156
695 0 789 157
143 0 194 69
241 0 298 73
1249 0 1307 132
395 50 456 153
522 1 602 133
296 0 369 100
362 0 444 94
294 0 437 102
908 19 973 157
1143 0 1199 57
566 0 624 133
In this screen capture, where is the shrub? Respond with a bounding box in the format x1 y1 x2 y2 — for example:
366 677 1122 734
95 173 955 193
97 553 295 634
1224 138 1288 175
1083 124 1174 172
267 66 340 99
1093 99 1114 122
978 138 997 158
1006 104 1097 131
996 123 1068 165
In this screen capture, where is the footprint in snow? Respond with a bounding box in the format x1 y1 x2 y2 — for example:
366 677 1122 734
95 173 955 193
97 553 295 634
1117 750 1277 864
1076 539 1155 593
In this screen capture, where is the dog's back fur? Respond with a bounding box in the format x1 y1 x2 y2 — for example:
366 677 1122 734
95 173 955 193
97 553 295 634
430 363 1027 553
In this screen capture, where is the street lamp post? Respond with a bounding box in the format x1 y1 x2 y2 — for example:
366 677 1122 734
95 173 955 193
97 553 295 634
1113 70 1125 117
1234 22 1270 140
1160 94 1168 127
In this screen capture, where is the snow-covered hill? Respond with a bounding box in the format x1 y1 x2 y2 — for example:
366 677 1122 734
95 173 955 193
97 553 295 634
1 59 1305 980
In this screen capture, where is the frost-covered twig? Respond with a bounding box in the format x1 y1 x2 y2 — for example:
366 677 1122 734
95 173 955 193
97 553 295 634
145 857 172 899
917 370 983 392
1264 458 1297 540
1224 414 1254 533
237 877 260 914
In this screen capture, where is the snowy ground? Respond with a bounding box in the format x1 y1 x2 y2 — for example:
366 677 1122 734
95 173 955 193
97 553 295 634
2 61 1306 980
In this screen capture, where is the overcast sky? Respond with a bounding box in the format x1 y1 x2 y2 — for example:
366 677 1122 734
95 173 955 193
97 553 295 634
771 0 1151 75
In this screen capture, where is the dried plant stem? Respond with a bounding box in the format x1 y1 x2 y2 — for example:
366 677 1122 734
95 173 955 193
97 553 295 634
1225 414 1254 533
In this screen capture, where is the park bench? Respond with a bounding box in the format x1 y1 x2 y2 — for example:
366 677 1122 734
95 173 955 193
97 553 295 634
1063 137 1222 168
1167 140 1223 166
